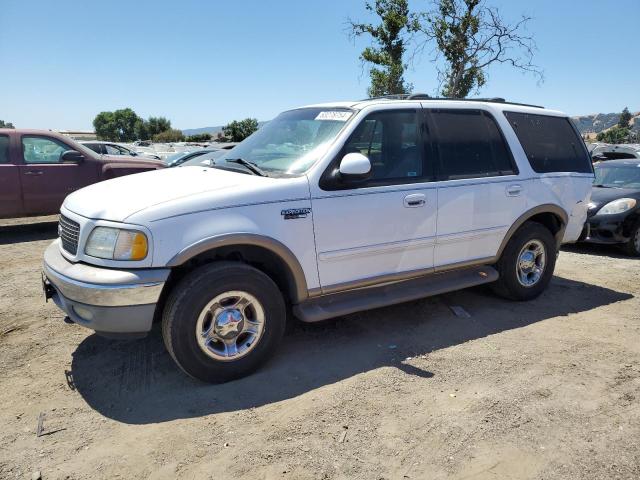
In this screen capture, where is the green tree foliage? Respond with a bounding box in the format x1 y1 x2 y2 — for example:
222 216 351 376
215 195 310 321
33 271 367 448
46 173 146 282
146 117 172 137
596 126 631 144
185 133 212 142
0 119 15 128
618 107 632 128
223 118 259 142
349 0 418 97
93 108 142 142
416 0 542 98
152 129 184 143
93 110 172 141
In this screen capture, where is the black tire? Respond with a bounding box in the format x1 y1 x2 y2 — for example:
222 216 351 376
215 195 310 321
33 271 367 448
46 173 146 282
491 221 557 301
162 261 286 383
621 223 640 257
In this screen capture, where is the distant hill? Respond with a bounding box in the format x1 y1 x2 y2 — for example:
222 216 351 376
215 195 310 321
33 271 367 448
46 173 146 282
182 126 224 136
572 111 640 134
182 121 267 137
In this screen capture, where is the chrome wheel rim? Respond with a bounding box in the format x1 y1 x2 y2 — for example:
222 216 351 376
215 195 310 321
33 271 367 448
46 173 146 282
516 239 546 287
195 290 265 361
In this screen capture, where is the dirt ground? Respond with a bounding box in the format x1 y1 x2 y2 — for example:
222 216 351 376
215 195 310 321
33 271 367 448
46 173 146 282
1 216 639 480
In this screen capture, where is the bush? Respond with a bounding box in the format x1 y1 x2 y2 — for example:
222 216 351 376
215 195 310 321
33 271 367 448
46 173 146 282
152 129 185 143
185 133 212 142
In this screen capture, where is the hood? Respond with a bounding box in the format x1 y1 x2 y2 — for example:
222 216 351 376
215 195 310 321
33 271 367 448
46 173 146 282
63 166 309 223
100 155 164 167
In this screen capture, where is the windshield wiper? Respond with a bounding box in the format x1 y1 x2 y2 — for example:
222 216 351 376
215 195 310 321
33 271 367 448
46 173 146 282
225 158 267 177
593 184 614 188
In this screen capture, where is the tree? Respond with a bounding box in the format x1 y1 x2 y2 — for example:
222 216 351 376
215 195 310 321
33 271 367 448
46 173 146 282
223 118 259 142
596 125 630 144
0 120 15 128
93 108 142 142
416 0 543 98
185 133 212 142
152 129 184 143
619 107 632 128
349 0 419 97
146 117 172 137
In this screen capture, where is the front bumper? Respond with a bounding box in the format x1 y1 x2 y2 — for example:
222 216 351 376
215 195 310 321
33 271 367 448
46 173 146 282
582 213 631 245
43 240 170 336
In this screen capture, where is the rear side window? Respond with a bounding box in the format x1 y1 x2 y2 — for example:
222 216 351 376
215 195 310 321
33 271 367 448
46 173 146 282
0 135 9 164
504 112 591 173
429 109 516 181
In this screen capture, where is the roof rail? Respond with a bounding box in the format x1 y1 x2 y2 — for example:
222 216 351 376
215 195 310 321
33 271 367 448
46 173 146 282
361 94 544 109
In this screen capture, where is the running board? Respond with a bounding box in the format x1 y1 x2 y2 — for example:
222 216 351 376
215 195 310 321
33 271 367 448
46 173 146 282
294 266 499 323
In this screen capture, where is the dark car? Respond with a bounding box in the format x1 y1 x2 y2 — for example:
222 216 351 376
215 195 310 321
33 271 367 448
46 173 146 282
0 129 165 219
581 159 640 255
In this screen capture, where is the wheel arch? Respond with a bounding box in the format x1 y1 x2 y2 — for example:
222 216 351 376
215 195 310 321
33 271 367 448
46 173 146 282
496 204 569 259
166 233 309 304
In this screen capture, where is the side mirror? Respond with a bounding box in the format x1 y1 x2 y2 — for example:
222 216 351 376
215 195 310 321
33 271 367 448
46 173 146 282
338 152 371 180
61 150 84 163
130 151 138 156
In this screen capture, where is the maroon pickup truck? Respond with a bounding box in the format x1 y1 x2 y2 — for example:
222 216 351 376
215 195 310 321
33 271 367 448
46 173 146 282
0 129 164 219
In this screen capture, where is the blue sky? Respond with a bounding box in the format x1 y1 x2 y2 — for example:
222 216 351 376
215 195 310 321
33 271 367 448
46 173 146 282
1 0 638 130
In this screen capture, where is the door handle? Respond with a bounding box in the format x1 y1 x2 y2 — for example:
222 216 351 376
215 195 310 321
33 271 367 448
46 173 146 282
24 170 43 176
404 193 426 207
506 184 522 197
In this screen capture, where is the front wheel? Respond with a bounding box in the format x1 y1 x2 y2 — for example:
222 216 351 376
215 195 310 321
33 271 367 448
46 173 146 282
491 221 557 301
621 223 640 257
162 262 286 383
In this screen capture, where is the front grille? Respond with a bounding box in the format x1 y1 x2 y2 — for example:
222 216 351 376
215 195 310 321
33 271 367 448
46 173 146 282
59 215 80 255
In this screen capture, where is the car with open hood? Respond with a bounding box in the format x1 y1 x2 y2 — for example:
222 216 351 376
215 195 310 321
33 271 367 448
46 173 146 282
42 95 593 383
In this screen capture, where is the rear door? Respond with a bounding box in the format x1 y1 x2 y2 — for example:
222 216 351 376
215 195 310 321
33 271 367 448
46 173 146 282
18 134 90 215
0 132 24 218
427 108 526 267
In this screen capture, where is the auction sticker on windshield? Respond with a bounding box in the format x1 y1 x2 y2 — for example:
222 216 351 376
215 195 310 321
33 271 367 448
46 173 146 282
315 111 352 121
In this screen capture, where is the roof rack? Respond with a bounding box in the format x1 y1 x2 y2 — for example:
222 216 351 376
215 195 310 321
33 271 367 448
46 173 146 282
361 93 544 109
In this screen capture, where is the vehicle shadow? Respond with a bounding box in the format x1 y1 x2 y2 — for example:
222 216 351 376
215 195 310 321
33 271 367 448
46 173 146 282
0 220 58 245
69 276 632 425
562 242 638 260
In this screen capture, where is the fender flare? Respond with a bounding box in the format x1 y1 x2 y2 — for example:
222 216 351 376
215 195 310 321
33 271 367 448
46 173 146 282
495 204 569 259
167 233 309 303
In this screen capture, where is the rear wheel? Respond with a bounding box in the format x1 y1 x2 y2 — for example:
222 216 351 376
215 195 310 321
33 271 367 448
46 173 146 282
621 223 640 257
162 262 286 383
491 222 557 301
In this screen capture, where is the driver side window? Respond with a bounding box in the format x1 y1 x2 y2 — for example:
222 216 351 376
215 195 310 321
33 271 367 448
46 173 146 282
22 136 70 164
342 109 428 186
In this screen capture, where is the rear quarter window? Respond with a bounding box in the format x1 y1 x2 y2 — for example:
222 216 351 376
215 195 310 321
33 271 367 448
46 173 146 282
504 111 592 174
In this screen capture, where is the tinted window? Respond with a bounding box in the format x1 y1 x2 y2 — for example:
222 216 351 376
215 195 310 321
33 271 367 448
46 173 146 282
429 109 515 180
0 135 9 164
84 143 101 154
105 144 124 155
343 110 424 184
22 136 71 164
504 112 591 173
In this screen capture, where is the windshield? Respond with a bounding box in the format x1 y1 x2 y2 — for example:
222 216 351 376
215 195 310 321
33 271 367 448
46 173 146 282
594 164 640 188
214 108 354 175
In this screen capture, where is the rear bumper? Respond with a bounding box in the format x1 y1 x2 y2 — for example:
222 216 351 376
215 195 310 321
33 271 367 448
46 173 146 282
43 240 170 336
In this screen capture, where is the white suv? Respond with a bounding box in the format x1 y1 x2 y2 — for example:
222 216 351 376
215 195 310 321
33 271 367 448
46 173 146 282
43 96 594 382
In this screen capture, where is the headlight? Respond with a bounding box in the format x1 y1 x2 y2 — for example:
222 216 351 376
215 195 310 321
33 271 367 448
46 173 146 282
597 198 637 215
85 227 148 260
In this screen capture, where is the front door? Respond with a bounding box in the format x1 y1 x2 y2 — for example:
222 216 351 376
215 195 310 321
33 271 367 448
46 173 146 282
18 134 89 215
0 133 24 218
311 107 438 290
427 108 527 267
